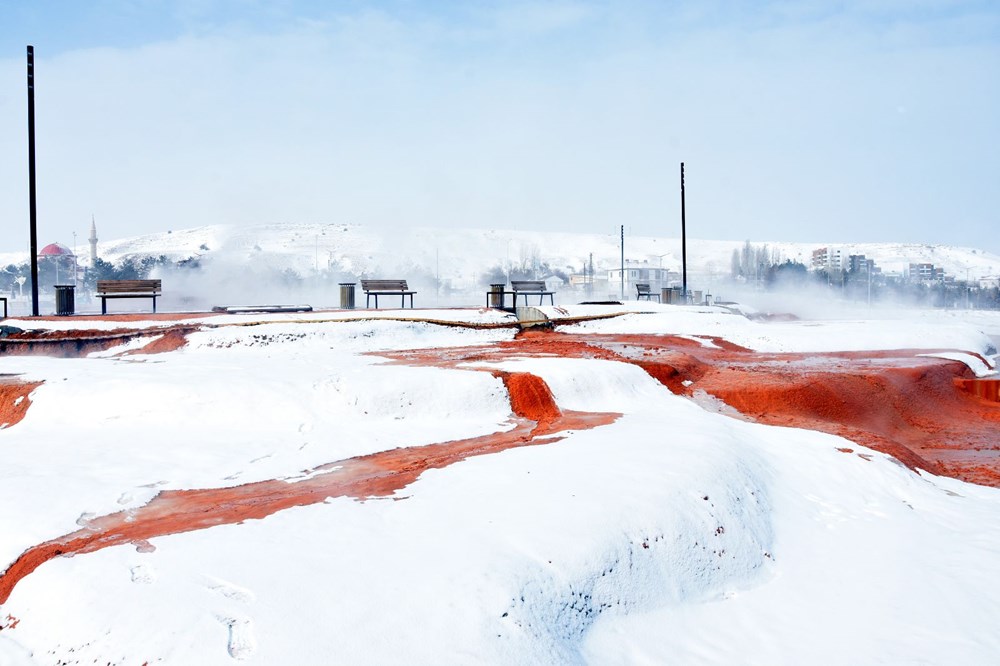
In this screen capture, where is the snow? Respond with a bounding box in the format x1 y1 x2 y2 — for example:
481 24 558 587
4 223 1000 310
1 307 518 332
554 303 998 356
2 304 1000 664
919 352 996 377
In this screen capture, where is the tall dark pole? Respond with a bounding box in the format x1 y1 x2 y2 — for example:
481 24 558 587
680 162 687 301
27 45 39 316
620 224 624 301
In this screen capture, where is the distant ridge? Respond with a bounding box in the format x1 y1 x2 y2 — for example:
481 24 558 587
4 223 999 289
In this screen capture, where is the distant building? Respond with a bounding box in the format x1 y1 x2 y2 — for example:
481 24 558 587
847 254 880 275
607 262 678 298
607 265 676 284
811 247 842 272
908 263 944 283
542 275 566 292
38 242 78 286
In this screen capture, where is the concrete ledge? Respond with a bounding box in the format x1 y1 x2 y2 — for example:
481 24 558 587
515 306 550 329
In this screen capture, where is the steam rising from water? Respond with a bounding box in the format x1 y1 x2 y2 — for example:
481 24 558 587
148 249 485 311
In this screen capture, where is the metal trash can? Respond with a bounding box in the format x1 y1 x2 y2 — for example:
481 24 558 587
488 283 506 308
693 290 703 305
339 282 356 309
54 284 75 316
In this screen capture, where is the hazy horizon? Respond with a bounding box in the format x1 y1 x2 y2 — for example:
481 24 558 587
1 1 997 254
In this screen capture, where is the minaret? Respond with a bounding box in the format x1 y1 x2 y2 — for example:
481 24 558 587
89 215 98 264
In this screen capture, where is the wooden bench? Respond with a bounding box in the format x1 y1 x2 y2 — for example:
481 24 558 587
96 279 162 314
635 283 660 302
510 280 554 306
361 279 416 309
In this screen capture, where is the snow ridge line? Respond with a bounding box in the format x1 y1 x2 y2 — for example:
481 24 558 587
0 311 635 356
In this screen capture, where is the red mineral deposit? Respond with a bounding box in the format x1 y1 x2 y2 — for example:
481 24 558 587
2 319 997 609
0 379 42 429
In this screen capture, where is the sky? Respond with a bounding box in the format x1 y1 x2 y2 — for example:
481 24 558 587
0 0 998 255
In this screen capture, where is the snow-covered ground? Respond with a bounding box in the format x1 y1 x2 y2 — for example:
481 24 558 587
1 304 999 664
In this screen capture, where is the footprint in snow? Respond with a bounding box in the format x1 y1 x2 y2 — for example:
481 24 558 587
75 512 97 530
130 564 157 584
207 576 257 604
220 616 257 660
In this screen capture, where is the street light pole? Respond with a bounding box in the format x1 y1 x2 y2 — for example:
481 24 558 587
27 45 39 316
620 225 624 301
680 162 687 302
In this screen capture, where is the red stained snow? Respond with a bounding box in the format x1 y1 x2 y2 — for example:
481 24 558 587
0 367 618 605
1 320 998 608
0 379 42 429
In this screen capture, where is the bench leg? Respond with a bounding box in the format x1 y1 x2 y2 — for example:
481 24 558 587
152 296 157 313
548 294 554 305
101 298 107 315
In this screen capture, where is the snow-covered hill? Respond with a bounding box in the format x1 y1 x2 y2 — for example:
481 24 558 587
4 223 1000 290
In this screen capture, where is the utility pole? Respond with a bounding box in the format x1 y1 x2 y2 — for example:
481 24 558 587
27 46 39 316
620 224 624 301
680 162 687 302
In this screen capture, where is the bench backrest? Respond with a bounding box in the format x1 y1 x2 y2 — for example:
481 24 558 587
361 279 408 291
635 283 652 294
511 280 546 292
97 279 161 294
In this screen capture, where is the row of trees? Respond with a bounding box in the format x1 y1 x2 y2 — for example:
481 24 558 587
730 242 812 287
0 255 173 295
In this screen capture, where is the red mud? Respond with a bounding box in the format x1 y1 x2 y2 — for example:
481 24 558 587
0 379 43 429
0 370 618 605
2 322 998 608
575 332 1000 486
126 328 190 355
27 312 219 323
0 326 198 358
380 329 1000 486
955 378 1000 403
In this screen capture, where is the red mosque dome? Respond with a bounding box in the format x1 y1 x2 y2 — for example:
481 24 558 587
39 243 74 257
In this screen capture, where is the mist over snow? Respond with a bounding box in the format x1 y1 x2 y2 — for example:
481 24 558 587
2 222 999 314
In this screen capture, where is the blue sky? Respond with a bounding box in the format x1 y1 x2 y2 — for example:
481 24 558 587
1 1 998 254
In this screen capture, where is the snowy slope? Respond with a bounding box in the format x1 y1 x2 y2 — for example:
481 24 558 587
1 307 999 664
